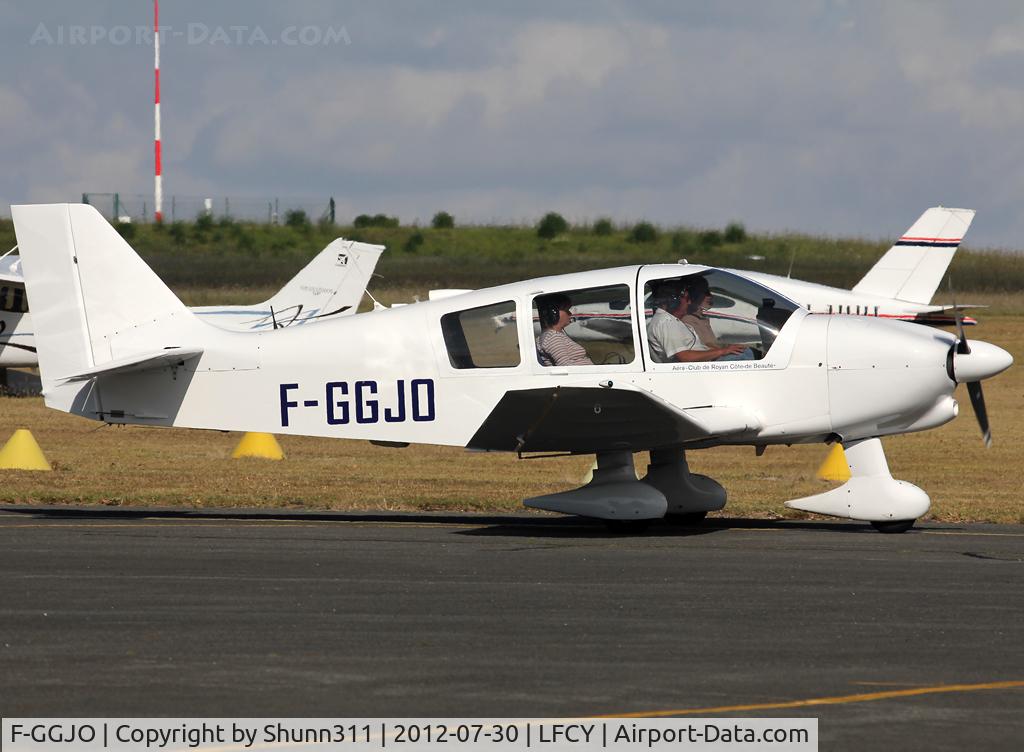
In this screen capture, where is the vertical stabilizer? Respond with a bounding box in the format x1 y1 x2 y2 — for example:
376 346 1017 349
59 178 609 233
262 238 384 320
852 207 975 304
12 203 192 384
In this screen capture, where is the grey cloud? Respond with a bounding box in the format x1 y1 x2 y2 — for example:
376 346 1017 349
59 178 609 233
1 1 1023 249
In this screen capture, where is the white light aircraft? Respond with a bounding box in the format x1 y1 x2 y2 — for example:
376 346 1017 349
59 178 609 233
13 204 1012 533
0 237 383 368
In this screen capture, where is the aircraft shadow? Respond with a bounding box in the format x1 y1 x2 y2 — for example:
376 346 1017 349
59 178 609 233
0 505 967 538
454 516 893 539
0 504 525 526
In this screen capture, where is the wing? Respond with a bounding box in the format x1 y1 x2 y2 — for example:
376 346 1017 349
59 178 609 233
467 385 760 453
57 346 203 383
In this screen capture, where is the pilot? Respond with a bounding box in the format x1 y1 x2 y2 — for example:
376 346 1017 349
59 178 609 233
536 293 594 367
647 279 746 363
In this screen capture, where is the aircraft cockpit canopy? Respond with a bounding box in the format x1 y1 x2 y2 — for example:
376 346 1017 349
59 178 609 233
438 267 800 372
643 269 798 361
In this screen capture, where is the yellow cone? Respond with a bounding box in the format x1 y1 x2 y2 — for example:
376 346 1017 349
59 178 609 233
581 458 639 484
0 429 52 471
231 432 284 460
816 443 851 481
581 458 598 484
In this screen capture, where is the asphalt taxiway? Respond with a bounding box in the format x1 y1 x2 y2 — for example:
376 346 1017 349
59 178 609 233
0 508 1021 750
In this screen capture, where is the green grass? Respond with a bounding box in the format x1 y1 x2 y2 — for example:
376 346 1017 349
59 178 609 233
2 217 1022 293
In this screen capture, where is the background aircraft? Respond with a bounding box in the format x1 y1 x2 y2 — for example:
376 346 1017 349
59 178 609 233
12 204 1011 533
0 237 383 368
0 251 32 367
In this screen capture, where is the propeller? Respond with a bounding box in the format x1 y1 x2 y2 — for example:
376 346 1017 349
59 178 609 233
967 381 991 448
951 289 992 447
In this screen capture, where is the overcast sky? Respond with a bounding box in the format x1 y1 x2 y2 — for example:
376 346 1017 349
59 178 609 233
2 1 1024 249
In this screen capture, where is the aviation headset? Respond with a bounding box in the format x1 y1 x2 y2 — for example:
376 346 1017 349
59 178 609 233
654 277 709 315
537 293 572 328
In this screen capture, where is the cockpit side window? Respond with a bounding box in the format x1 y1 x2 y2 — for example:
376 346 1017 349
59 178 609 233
441 301 520 369
644 270 797 363
532 284 635 367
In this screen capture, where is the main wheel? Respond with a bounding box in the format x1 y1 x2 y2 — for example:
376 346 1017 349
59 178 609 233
871 519 916 534
664 511 708 526
604 519 651 534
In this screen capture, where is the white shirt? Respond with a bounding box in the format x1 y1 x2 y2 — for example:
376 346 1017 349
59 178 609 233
647 308 708 363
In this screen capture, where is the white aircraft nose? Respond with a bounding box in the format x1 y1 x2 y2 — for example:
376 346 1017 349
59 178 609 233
952 341 1014 383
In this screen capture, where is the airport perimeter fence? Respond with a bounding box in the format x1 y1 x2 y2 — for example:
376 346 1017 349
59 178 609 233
81 193 339 225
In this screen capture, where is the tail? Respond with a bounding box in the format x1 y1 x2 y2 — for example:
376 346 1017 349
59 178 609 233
12 204 204 409
851 207 975 304
260 237 384 323
191 238 384 331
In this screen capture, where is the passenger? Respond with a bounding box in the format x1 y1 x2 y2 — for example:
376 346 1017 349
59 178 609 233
680 277 757 362
536 293 594 367
680 277 721 348
647 279 746 363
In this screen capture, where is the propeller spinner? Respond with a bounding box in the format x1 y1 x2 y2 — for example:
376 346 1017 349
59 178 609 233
947 306 1012 447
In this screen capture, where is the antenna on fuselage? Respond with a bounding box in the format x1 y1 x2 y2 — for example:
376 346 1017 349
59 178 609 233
270 306 280 330
365 288 386 311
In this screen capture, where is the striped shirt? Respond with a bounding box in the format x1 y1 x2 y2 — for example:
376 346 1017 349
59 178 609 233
537 329 594 367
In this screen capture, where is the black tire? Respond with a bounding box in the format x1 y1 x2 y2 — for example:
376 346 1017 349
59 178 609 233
664 511 708 526
871 519 916 534
604 519 651 534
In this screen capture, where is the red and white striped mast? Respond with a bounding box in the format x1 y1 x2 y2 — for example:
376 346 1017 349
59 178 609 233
153 0 163 223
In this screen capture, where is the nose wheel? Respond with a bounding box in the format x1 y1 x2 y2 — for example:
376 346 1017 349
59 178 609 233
870 519 916 534
785 437 930 531
664 511 709 526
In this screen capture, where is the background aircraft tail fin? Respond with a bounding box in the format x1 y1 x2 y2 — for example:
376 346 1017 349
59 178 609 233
851 207 975 304
12 204 198 396
262 237 384 321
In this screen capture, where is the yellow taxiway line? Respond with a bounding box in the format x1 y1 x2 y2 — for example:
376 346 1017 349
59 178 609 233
597 680 1024 718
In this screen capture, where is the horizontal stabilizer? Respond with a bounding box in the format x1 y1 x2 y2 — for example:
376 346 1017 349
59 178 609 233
0 251 22 284
467 385 759 453
932 303 985 312
58 346 202 383
428 289 473 301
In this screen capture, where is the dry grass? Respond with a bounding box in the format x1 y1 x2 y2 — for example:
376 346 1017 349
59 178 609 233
2 311 1022 523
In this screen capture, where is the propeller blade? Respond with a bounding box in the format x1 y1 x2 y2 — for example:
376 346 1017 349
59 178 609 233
952 291 970 354
967 381 991 448
952 279 993 446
